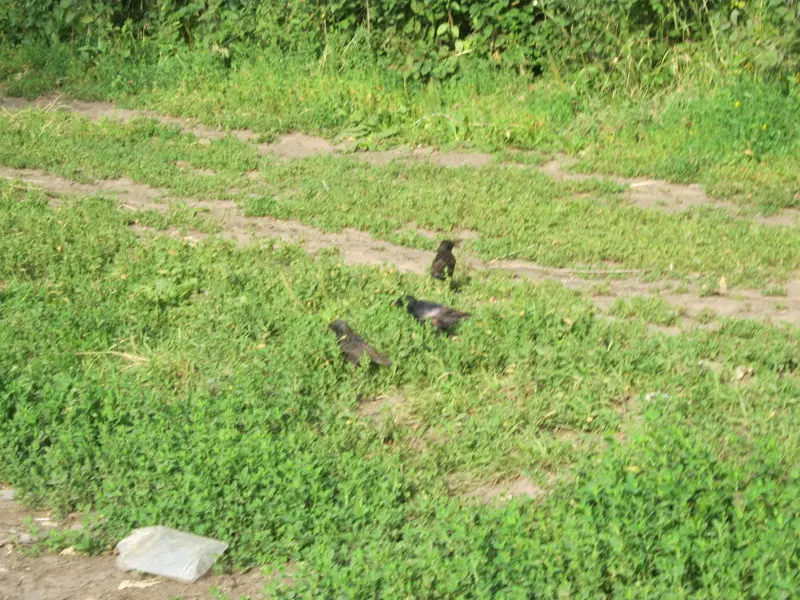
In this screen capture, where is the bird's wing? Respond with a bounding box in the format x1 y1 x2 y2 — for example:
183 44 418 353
430 308 471 331
338 333 366 362
425 304 471 320
414 301 446 320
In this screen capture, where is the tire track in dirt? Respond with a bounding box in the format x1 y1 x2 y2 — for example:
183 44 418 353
3 94 799 226
0 95 492 168
3 166 799 326
539 156 800 227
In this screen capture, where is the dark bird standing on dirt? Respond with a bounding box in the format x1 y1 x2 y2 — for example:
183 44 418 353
393 295 471 333
329 319 392 367
430 240 457 280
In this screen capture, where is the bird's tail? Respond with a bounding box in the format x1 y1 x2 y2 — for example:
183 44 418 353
370 350 392 367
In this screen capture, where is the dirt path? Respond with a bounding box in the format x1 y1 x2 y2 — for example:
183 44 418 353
3 94 799 226
539 156 799 228
2 165 799 326
0 488 270 600
0 95 494 168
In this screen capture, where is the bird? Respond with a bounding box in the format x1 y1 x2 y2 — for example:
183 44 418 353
328 320 392 367
430 240 457 280
393 295 471 332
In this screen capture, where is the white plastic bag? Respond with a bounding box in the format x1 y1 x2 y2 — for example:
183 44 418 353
116 526 228 583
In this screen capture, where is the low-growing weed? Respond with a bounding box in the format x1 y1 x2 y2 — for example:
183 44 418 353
762 285 789 297
1 110 799 287
694 308 718 325
609 295 685 326
1 181 799 596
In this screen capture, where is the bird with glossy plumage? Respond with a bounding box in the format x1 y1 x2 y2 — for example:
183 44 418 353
328 319 392 367
430 240 457 280
392 295 471 332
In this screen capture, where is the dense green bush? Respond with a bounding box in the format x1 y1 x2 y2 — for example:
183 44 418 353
2 1 798 83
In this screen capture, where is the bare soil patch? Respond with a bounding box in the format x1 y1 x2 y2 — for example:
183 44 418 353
267 133 336 159
540 155 800 226
130 224 214 246
456 476 549 504
0 487 270 600
0 167 166 212
355 395 407 424
415 148 494 168
347 147 412 165
352 394 453 454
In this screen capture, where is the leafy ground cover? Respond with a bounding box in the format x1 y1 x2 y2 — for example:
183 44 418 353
2 4 800 595
2 42 799 214
1 108 799 289
1 178 799 597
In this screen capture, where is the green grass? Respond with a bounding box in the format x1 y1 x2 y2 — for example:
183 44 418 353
1 109 800 288
695 307 719 325
1 43 799 212
762 285 789 297
2 36 800 597
569 78 800 213
2 180 800 596
609 295 686 327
